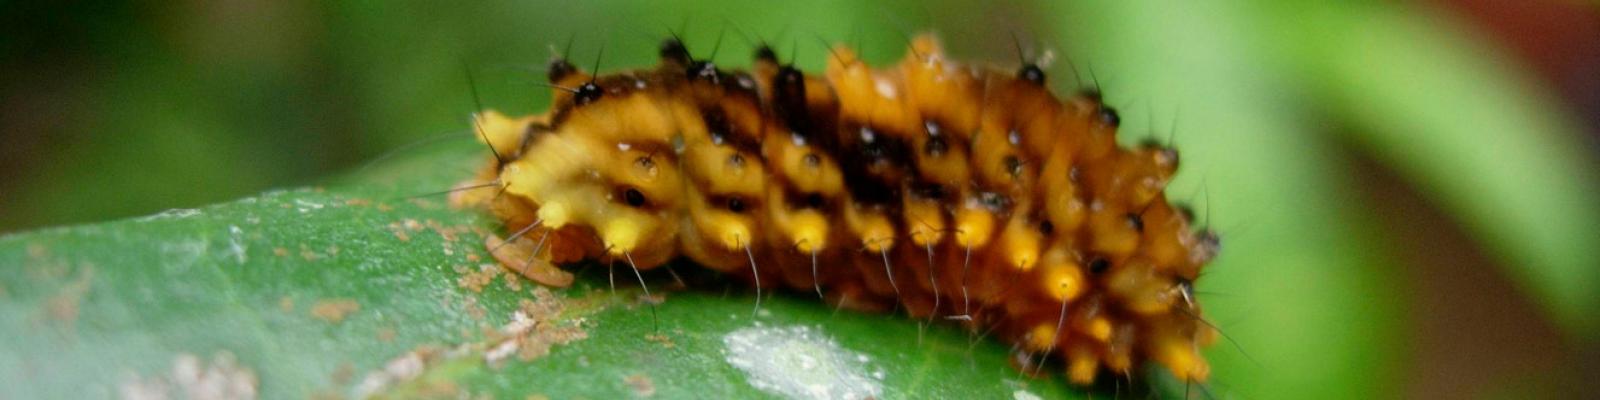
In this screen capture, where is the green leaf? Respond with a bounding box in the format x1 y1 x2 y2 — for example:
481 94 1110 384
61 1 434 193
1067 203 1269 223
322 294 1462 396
0 141 1088 399
1286 4 1600 339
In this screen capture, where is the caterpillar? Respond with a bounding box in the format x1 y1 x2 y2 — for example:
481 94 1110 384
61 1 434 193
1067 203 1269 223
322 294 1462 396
451 33 1220 386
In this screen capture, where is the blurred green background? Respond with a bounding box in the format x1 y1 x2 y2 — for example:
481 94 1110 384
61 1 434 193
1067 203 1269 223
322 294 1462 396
3 0 1598 398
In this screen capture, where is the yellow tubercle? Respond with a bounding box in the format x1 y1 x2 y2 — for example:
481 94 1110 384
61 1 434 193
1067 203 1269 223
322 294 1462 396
842 202 895 253
472 109 535 160
1039 263 1084 302
1002 219 1041 271
863 234 893 254
1086 317 1113 342
791 218 827 254
721 225 752 251
602 217 640 255
1009 253 1034 272
537 202 570 228
952 207 995 248
1154 341 1211 382
904 198 945 247
1026 324 1058 351
1067 356 1098 385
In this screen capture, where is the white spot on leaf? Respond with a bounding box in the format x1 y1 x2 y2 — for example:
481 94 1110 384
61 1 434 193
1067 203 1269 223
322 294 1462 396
722 323 884 400
138 208 201 222
227 226 247 264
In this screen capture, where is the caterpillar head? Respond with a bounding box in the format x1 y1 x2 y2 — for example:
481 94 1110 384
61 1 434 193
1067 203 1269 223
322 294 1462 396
479 74 692 267
484 50 785 270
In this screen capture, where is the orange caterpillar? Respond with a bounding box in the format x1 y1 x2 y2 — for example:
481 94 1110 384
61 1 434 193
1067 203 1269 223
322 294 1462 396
454 33 1219 385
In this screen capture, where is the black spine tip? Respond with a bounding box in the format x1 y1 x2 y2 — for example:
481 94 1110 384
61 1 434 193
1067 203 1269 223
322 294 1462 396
1097 106 1121 128
547 58 576 83
574 82 603 105
1018 64 1046 85
660 38 690 65
755 45 777 63
1079 88 1103 103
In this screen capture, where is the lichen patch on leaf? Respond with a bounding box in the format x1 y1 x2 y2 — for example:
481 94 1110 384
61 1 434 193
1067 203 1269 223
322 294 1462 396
456 264 499 293
358 286 598 398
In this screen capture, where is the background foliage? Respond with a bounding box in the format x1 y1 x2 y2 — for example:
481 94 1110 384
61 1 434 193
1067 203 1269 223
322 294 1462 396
3 1 1598 398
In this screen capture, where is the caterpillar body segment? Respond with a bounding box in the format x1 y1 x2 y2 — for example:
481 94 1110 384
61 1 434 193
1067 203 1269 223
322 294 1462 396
456 33 1220 385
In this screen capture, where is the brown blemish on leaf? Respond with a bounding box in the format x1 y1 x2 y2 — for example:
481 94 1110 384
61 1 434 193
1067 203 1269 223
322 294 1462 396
299 245 320 261
520 289 561 320
376 203 394 212
331 362 355 385
44 266 94 326
644 333 676 349
26 243 48 259
272 247 289 257
424 220 457 242
407 198 437 209
513 315 586 362
487 287 589 367
360 288 604 398
279 296 295 313
414 380 463 398
502 269 523 292
387 222 412 242
345 198 372 207
456 264 497 293
377 327 397 343
310 299 360 323
462 296 486 321
484 234 574 288
24 255 69 282
624 374 656 397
